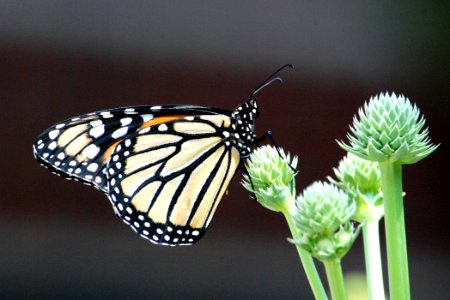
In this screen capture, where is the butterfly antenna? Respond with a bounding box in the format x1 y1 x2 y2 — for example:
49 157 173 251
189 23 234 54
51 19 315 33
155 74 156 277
250 64 294 98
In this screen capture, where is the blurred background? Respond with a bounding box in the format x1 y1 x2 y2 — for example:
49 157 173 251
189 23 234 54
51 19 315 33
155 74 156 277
1 1 448 299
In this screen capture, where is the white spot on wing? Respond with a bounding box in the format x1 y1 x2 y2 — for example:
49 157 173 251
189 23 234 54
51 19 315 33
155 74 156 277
48 130 60 140
141 114 153 122
82 144 100 159
112 127 128 139
101 112 114 118
89 125 105 138
48 141 57 150
158 124 168 131
120 117 133 126
90 120 103 127
87 163 99 172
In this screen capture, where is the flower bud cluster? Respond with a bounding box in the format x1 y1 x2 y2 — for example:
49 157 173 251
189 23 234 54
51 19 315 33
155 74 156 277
329 153 383 222
340 92 438 164
291 181 357 261
242 145 297 212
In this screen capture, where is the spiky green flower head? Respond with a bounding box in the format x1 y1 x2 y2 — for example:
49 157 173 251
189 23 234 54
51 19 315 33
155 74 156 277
329 153 383 222
339 92 438 164
242 145 298 213
292 181 358 261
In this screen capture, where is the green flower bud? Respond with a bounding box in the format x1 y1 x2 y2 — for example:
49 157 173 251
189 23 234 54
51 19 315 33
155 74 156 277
291 181 358 261
339 92 438 164
294 181 355 234
242 145 298 212
329 153 383 222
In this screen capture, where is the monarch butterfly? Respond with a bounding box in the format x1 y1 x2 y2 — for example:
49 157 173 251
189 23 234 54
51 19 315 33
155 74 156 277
33 64 293 246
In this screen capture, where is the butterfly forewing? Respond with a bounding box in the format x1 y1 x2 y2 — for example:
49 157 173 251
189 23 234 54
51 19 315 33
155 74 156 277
33 105 228 192
106 115 240 245
33 107 160 191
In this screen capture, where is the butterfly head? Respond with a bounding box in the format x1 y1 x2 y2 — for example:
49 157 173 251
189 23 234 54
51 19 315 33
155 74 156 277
227 65 294 157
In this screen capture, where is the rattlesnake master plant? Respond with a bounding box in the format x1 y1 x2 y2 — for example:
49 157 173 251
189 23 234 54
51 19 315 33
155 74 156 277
329 153 383 222
242 145 298 212
339 92 438 164
292 181 358 261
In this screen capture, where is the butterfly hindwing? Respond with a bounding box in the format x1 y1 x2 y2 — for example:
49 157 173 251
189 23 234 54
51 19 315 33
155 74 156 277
106 115 240 245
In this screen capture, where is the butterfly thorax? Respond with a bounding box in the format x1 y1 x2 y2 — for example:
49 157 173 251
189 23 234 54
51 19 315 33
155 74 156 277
229 97 259 157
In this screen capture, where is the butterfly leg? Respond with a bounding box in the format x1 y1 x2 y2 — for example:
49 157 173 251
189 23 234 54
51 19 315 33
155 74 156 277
239 161 259 202
253 131 297 172
241 130 288 202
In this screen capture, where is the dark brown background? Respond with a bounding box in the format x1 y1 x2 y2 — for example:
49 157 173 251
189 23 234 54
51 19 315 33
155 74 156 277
1 1 448 299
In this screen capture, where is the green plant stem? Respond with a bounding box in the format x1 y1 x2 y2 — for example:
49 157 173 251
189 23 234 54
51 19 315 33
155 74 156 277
284 213 328 300
323 259 347 300
362 219 385 300
379 161 410 300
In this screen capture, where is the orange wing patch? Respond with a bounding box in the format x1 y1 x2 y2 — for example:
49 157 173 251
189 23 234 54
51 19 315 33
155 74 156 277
140 115 187 130
102 115 187 163
102 115 187 162
102 139 123 162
